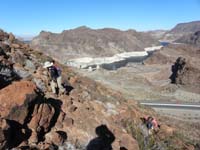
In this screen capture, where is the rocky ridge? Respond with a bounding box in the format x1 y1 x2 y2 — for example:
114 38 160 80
0 29 199 149
30 26 158 63
162 21 200 42
175 31 200 47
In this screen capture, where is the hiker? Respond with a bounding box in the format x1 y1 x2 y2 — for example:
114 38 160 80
140 116 159 148
144 116 159 134
43 61 65 96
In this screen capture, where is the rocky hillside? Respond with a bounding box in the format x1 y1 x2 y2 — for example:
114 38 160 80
0 29 199 149
162 21 200 41
144 44 200 93
175 31 200 47
30 26 158 62
145 30 167 40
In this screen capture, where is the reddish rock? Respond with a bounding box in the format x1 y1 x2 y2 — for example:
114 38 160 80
54 111 66 129
28 132 38 144
0 81 37 123
28 103 55 133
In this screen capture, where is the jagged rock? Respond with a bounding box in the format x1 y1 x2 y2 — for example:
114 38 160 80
11 50 26 65
25 59 36 71
28 103 55 132
0 81 37 121
9 33 15 43
170 57 200 87
27 98 62 145
28 131 38 144
54 111 66 129
14 67 32 79
33 78 46 92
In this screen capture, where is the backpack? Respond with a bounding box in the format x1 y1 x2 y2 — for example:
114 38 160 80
48 66 59 81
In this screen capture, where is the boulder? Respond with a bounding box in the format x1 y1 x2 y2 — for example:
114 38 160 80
14 66 32 79
28 103 55 133
25 59 36 71
0 80 37 123
45 131 67 146
33 78 46 92
170 57 200 87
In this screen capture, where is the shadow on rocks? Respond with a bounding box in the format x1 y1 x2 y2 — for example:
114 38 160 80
86 124 115 150
6 93 63 149
62 81 74 95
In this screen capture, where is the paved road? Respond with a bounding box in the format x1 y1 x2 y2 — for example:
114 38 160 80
140 102 200 122
140 102 200 110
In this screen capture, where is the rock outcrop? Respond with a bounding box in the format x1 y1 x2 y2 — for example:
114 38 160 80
175 31 200 47
144 44 200 93
170 57 200 88
30 26 158 63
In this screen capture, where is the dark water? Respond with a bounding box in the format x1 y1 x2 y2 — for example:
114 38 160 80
101 43 170 70
160 42 169 46
23 40 31 44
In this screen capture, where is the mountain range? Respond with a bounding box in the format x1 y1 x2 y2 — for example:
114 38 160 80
31 26 158 61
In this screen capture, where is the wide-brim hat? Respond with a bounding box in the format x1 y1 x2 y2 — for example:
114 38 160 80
43 61 53 68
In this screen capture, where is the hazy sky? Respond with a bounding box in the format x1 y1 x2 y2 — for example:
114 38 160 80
1 0 200 36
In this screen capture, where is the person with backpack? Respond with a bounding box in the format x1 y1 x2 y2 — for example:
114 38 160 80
43 61 65 96
145 116 159 134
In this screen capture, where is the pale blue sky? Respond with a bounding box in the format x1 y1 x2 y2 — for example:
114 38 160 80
0 0 200 36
